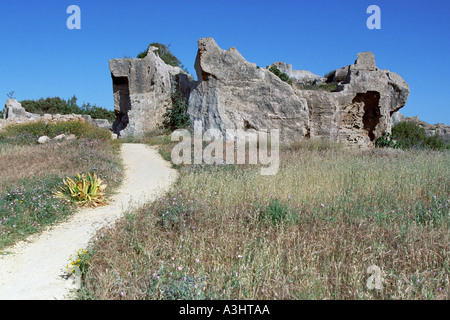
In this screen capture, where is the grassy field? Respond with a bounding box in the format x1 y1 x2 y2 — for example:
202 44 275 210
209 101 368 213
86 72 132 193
0 121 123 250
77 137 449 300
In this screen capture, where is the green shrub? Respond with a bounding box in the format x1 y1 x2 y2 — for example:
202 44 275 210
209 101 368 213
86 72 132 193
258 198 297 225
137 43 182 67
20 96 114 122
162 91 190 130
375 132 397 148
0 120 112 145
391 122 427 149
424 134 447 151
390 122 448 151
268 65 292 84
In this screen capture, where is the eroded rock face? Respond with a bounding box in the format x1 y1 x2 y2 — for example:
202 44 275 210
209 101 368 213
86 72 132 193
188 37 310 143
109 38 410 148
109 47 192 138
296 52 410 147
3 99 39 120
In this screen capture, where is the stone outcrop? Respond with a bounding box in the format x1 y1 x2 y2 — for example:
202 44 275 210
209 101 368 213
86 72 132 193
188 38 310 143
109 46 192 138
109 37 411 148
3 99 40 120
295 51 410 147
2 99 112 130
268 61 325 86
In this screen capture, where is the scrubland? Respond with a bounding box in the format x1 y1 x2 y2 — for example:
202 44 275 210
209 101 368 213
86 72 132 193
77 136 449 300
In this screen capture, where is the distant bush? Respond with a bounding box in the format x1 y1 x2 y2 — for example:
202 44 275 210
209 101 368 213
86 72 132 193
0 120 112 145
20 96 114 122
268 65 292 84
384 121 448 151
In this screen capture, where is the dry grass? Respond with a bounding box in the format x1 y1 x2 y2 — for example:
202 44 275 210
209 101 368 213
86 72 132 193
79 146 449 300
0 131 123 249
0 139 122 195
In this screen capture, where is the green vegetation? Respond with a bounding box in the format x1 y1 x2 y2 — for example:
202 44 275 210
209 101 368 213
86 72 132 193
78 137 449 300
137 42 184 68
162 90 190 130
0 120 113 145
20 96 114 122
54 172 108 208
376 122 448 151
0 121 123 250
268 65 292 84
375 132 397 149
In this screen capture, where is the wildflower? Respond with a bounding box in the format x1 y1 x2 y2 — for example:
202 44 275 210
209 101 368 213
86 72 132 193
178 266 183 271
320 203 324 207
237 255 243 259
195 259 199 263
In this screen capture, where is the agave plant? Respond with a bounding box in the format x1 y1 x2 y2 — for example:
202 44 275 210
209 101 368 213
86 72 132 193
55 172 108 207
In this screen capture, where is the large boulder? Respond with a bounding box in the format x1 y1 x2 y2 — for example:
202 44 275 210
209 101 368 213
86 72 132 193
188 37 310 143
296 51 410 147
3 99 39 120
109 46 192 138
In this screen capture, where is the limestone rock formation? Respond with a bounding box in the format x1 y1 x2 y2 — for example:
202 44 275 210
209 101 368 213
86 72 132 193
109 46 192 138
109 37 410 148
296 52 410 147
3 99 39 120
268 61 325 86
188 37 310 143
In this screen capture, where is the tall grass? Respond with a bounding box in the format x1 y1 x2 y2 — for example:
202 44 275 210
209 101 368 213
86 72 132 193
79 147 449 300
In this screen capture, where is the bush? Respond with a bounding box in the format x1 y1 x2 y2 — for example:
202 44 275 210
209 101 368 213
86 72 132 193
268 65 292 84
391 122 427 149
162 91 190 130
375 132 397 148
391 121 447 151
20 96 114 122
137 43 182 67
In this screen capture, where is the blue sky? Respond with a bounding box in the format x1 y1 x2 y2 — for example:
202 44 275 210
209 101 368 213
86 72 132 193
0 0 449 125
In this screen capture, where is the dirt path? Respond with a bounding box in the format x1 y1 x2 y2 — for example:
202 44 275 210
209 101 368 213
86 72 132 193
0 143 178 300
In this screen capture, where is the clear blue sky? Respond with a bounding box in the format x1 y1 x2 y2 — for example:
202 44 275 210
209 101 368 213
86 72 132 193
1 0 449 125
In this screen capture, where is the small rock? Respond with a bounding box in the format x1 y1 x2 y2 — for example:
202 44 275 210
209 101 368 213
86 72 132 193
53 134 66 141
38 136 51 144
66 134 77 141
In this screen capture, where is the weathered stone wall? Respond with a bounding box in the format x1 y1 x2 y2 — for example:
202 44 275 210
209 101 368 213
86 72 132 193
109 37 411 148
109 46 193 138
296 52 410 147
188 38 310 143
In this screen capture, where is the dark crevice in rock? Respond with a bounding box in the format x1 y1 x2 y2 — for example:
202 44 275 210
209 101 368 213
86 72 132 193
352 91 381 142
112 75 131 135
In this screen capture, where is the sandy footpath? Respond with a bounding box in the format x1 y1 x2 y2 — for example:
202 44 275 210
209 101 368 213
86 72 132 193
0 143 178 300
